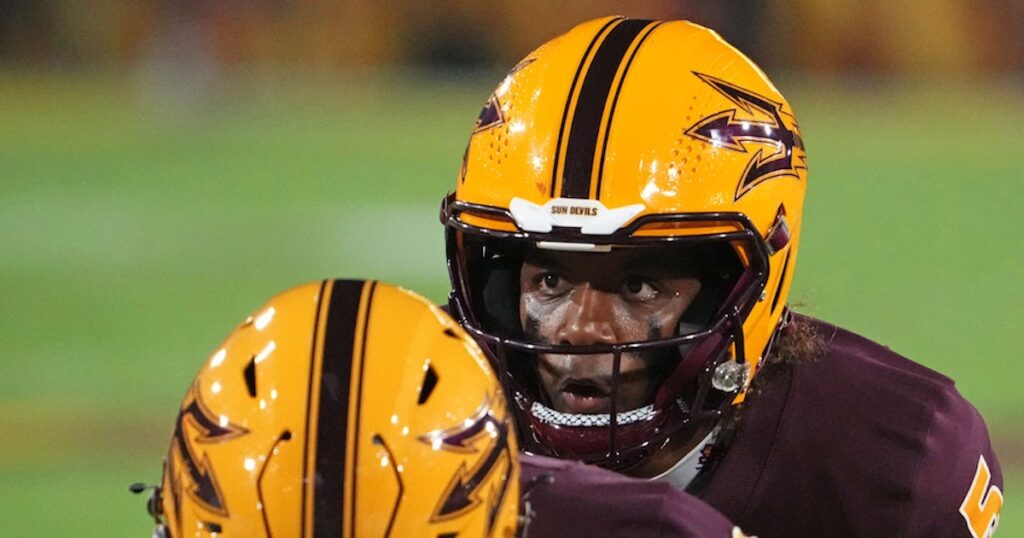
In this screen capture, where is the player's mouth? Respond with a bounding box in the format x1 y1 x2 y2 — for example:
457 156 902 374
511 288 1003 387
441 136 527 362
556 378 612 414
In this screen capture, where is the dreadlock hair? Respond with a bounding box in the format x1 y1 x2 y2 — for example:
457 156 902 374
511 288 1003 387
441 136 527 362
709 313 830 457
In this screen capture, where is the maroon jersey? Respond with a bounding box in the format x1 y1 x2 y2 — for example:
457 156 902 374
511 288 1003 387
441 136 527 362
698 314 1004 537
521 454 743 537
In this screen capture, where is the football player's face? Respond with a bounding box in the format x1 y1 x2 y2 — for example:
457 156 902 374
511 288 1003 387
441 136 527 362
519 247 701 415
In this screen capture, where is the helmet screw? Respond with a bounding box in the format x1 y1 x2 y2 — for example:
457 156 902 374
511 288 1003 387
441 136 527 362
712 360 747 392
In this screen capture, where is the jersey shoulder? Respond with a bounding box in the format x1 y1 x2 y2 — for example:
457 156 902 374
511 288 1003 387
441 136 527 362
521 454 745 537
824 316 1004 537
702 314 1003 538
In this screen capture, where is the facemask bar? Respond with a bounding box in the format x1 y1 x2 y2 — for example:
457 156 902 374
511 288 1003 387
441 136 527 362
609 348 621 457
457 306 734 358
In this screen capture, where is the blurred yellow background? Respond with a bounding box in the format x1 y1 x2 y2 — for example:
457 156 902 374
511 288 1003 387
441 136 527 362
4 0 1023 72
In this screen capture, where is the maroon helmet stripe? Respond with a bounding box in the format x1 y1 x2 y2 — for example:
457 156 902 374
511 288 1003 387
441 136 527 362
560 19 653 199
311 279 365 537
550 17 622 198
594 21 663 199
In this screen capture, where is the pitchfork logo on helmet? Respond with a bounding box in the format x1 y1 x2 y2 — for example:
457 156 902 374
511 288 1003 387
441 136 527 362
165 381 247 520
143 280 519 537
684 73 806 200
442 17 808 471
420 394 514 527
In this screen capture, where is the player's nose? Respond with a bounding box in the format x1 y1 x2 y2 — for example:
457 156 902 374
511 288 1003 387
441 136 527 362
556 284 617 346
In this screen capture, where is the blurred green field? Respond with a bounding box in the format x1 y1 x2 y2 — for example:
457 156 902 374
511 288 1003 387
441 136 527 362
1 70 1021 536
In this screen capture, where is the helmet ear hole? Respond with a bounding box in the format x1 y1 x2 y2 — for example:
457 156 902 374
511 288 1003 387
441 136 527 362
417 364 439 405
243 357 257 398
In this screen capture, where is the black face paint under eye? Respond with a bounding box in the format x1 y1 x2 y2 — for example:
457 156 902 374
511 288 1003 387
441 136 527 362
640 315 678 382
646 315 662 339
523 310 546 344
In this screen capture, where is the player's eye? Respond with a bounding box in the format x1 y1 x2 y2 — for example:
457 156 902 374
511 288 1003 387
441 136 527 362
622 277 658 302
536 273 570 296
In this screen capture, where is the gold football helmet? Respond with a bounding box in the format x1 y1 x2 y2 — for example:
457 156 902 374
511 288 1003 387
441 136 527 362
145 280 519 537
442 18 807 469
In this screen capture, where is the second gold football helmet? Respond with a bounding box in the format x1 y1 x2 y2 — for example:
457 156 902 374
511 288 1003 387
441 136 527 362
146 280 519 537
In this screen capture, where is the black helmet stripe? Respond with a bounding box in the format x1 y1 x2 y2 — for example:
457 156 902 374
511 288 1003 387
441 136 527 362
300 279 377 537
559 18 654 199
593 21 663 199
549 16 621 199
